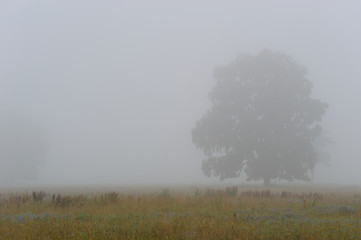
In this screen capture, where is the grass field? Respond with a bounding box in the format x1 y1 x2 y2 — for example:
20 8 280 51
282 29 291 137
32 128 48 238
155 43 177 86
0 185 360 239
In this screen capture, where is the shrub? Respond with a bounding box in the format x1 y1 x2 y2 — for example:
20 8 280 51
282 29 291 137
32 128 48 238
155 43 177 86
32 191 46 202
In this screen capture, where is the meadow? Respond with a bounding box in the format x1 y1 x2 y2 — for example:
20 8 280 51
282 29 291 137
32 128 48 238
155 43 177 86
0 185 360 240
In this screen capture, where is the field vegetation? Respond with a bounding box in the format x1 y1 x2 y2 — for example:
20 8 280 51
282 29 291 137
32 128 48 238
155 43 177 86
0 186 360 239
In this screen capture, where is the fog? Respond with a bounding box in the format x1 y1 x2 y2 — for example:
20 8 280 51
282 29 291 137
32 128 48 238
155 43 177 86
1 1 360 186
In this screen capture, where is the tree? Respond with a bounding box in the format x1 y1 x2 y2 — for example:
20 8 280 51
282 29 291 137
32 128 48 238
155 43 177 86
0 112 48 185
192 49 328 186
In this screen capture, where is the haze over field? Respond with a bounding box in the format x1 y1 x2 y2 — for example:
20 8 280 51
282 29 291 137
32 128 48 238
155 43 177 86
0 1 360 186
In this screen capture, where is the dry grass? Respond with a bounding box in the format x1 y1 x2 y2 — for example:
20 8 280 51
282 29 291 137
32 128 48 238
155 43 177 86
0 185 360 239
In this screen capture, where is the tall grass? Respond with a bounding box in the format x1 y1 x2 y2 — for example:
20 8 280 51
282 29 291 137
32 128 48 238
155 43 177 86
0 187 360 239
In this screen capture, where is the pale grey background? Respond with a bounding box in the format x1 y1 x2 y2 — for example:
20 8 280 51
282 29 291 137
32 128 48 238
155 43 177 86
0 1 360 186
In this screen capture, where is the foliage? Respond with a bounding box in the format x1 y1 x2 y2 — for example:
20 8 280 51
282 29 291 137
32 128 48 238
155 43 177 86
32 191 46 202
192 49 328 185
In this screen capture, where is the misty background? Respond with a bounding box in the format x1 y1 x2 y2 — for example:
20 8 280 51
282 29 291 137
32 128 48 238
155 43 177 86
0 1 360 186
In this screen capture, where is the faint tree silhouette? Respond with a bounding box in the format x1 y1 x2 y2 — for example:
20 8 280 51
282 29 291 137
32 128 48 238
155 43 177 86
192 49 328 186
0 112 48 184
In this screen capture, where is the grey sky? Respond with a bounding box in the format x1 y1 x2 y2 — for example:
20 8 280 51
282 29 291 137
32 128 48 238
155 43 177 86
0 1 360 185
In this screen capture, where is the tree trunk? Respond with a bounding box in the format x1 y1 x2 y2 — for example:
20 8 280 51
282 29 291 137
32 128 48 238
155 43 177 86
263 177 272 187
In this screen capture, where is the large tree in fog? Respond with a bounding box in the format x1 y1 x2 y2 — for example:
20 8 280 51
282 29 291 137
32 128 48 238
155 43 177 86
192 49 328 186
0 113 48 184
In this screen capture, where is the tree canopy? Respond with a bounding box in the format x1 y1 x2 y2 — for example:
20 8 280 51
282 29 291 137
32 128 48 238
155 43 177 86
192 49 328 186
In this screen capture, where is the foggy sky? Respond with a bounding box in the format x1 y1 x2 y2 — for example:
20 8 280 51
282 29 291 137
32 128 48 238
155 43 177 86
1 1 360 186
